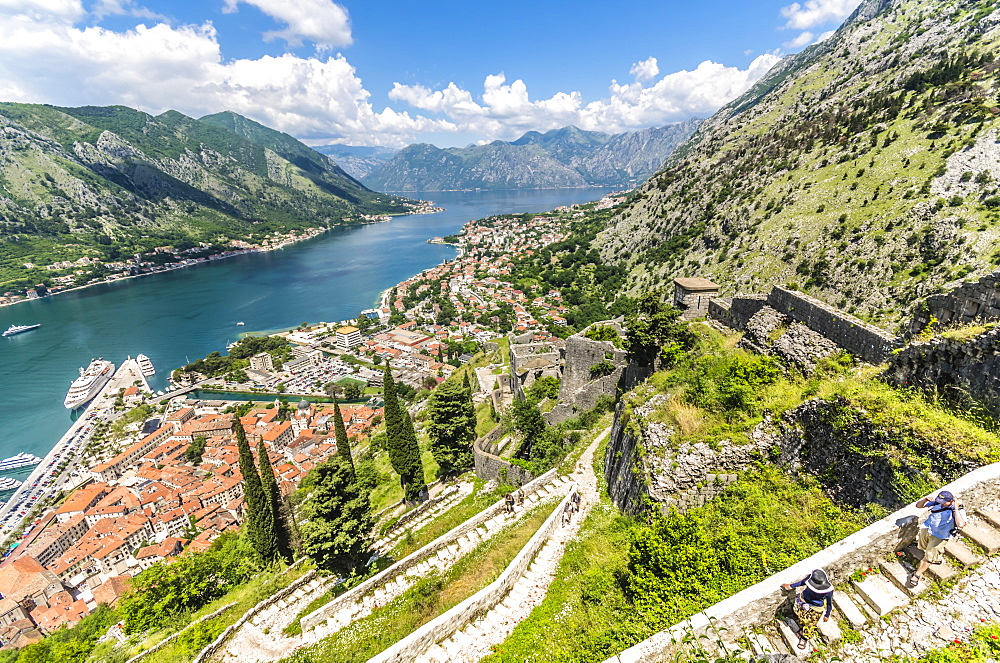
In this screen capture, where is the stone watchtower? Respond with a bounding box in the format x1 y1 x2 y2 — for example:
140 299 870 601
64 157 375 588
673 278 720 320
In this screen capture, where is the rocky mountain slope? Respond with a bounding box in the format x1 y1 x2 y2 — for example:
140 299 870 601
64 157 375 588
312 144 398 180
598 0 1000 329
362 122 700 191
0 104 408 289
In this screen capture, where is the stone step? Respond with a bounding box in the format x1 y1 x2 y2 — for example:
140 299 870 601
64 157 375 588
832 591 868 628
977 507 1000 531
881 560 926 598
422 643 448 663
746 631 778 657
817 616 842 644
962 522 1000 555
946 538 984 568
928 559 959 582
852 574 908 616
775 617 805 652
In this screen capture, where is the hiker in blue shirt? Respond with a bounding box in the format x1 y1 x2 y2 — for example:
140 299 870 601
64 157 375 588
781 568 833 649
908 490 966 588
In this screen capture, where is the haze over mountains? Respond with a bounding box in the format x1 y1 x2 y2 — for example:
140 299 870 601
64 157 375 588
352 121 701 191
598 0 1000 327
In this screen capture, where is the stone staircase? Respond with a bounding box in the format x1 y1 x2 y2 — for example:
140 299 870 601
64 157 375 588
213 473 572 663
372 481 474 554
695 505 1000 660
310 478 571 641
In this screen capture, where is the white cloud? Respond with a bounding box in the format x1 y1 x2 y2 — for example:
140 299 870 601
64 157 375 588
390 54 782 141
222 0 351 49
779 0 861 30
0 0 85 23
91 0 165 21
783 30 815 48
629 57 659 82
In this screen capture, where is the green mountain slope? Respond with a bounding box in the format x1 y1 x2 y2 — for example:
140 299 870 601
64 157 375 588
0 104 409 291
363 121 700 191
598 0 1000 328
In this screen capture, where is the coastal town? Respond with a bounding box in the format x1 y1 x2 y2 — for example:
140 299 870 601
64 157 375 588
0 192 624 645
0 199 442 309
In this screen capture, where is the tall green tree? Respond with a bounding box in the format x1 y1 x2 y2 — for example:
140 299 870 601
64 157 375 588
427 378 476 476
233 419 275 560
301 455 373 575
624 290 694 367
333 399 355 474
382 363 426 501
257 439 289 559
509 397 548 460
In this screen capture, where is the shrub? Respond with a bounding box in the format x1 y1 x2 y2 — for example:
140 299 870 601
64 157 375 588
590 360 616 378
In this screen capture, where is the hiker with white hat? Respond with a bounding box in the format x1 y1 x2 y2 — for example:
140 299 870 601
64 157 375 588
908 489 966 588
781 569 833 650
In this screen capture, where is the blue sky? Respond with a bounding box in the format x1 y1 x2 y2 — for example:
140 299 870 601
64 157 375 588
0 0 861 147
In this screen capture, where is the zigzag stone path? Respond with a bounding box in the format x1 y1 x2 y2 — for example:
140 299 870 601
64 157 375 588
213 476 571 663
416 433 606 663
373 482 474 554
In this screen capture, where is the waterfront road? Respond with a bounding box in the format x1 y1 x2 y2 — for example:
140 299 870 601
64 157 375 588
0 359 148 548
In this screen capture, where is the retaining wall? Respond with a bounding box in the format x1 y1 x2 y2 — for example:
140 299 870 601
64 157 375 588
603 462 1000 663
766 286 899 363
300 467 558 632
368 484 578 663
473 424 536 486
193 561 314 663
908 269 1000 336
127 603 237 663
708 294 769 331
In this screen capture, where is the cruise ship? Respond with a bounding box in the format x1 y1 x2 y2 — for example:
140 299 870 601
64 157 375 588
2 324 40 337
64 359 115 410
136 353 155 377
0 477 22 491
0 453 41 472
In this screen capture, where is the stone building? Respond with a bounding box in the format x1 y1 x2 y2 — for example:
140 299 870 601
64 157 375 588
673 278 720 319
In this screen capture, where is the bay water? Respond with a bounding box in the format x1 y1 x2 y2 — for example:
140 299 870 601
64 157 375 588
0 187 615 463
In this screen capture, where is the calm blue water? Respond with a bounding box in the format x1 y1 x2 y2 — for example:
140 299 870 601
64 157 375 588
0 188 613 460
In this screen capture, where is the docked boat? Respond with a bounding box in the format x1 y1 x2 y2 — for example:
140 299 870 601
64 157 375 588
136 353 155 377
64 359 115 410
0 478 22 491
0 453 41 472
2 324 40 337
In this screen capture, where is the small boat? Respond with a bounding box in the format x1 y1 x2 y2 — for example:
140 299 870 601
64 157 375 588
3 324 40 337
236 322 245 326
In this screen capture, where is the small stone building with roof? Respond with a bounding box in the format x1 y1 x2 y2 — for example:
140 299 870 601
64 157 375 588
673 277 720 319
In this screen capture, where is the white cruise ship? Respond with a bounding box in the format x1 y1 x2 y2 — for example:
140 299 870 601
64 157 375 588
0 453 41 472
64 359 115 410
136 353 155 377
0 477 22 491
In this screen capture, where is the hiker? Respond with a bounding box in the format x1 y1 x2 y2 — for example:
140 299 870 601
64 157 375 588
562 501 573 525
571 492 581 512
504 493 515 513
515 488 524 508
908 490 966 587
780 569 833 650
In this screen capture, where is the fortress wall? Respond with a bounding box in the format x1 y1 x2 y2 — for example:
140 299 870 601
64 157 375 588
766 286 899 363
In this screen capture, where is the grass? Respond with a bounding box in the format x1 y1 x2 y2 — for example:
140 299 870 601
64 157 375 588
101 561 312 663
283 585 346 637
475 400 498 437
285 499 559 663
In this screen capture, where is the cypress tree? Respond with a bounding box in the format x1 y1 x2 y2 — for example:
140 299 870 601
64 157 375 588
301 455 372 575
382 362 426 501
233 419 272 560
427 378 476 476
333 399 354 474
257 439 286 559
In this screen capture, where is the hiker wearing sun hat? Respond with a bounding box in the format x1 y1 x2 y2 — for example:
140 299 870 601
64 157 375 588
908 489 966 588
781 568 833 649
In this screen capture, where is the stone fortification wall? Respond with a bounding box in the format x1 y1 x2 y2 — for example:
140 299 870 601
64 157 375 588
301 467 558 632
473 425 536 486
884 326 1000 417
130 603 237 663
603 461 1000 663
548 322 629 424
708 294 769 331
738 305 843 372
765 286 899 363
908 269 1000 336
603 395 974 516
367 484 577 663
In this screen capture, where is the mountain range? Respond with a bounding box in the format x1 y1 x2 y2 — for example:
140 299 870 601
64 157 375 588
359 121 701 191
0 105 408 290
597 0 1000 328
